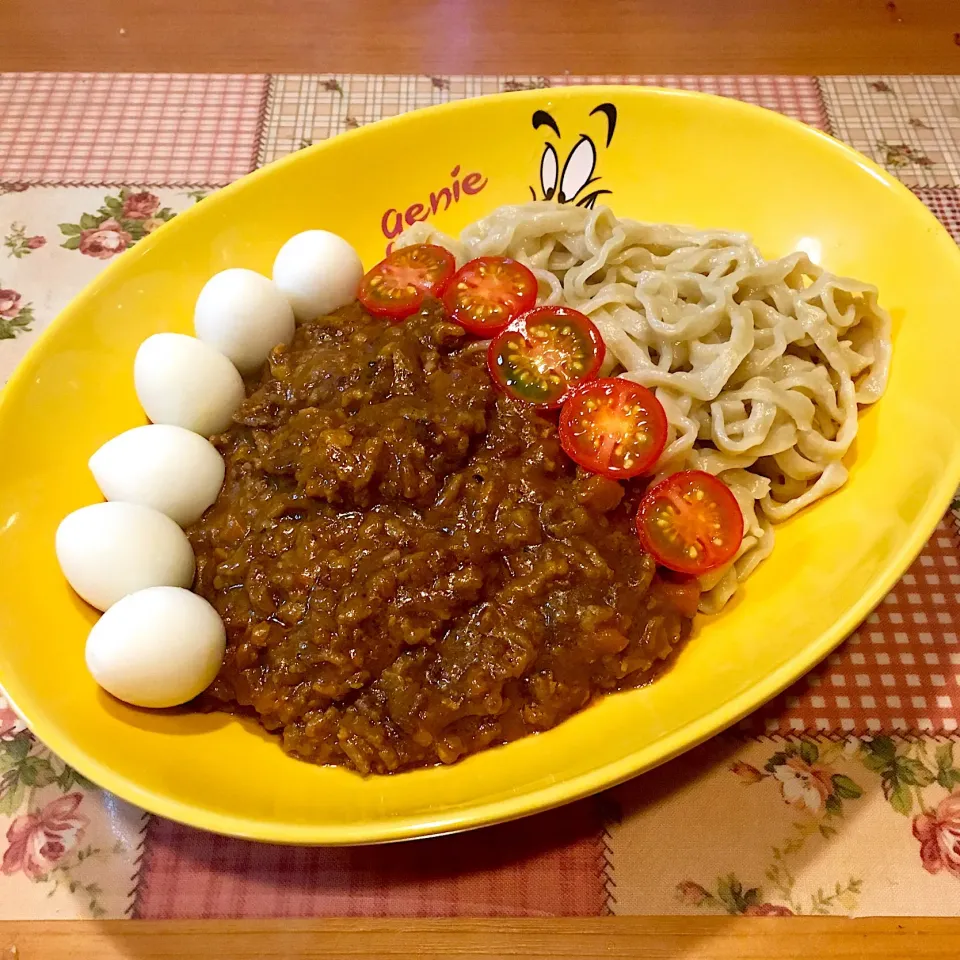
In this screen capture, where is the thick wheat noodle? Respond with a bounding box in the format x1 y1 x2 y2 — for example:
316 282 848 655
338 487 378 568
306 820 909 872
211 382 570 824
397 203 891 612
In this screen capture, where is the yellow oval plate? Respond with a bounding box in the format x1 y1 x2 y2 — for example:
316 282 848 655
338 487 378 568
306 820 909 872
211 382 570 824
2 87 960 844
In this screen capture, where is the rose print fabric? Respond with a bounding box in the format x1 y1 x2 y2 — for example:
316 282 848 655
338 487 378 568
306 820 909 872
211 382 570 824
0 185 199 377
0 695 147 918
3 73 960 921
609 734 960 917
58 188 176 258
3 794 90 881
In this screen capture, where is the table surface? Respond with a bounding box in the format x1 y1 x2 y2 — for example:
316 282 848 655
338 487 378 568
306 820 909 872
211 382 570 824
4 2 960 956
3 917 960 959
2 0 960 74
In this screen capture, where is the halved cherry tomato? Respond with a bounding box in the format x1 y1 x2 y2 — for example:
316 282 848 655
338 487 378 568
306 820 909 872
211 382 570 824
358 244 455 321
442 256 538 336
559 378 667 479
487 306 605 408
635 470 744 576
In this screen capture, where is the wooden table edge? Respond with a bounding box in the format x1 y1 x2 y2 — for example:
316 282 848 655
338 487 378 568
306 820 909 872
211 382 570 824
4 916 960 959
5 0 960 73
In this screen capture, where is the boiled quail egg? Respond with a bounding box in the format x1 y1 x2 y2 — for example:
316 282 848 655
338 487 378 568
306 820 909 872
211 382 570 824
134 333 244 436
194 268 295 374
56 501 195 611
272 230 363 321
89 424 225 527
86 586 225 708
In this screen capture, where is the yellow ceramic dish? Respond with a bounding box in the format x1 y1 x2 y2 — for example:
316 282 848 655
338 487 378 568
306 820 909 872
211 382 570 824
2 87 960 844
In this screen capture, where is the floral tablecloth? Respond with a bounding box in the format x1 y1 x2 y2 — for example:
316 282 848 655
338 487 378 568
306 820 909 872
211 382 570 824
2 73 960 920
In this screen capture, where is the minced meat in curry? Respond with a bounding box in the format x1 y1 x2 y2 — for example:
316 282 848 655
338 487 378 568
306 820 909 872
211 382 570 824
188 301 692 774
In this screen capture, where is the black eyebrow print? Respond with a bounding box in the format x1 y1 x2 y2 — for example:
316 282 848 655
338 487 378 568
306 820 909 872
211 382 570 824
532 109 561 139
576 188 612 209
589 103 617 146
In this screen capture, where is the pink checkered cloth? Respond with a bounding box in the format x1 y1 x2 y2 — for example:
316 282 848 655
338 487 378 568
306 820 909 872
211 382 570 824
135 802 609 918
0 74 265 185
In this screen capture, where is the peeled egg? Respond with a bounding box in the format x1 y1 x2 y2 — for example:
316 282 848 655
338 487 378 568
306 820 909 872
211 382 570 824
272 230 363 321
134 333 244 436
194 268 295 374
86 586 225 708
56 502 195 611
89 424 225 527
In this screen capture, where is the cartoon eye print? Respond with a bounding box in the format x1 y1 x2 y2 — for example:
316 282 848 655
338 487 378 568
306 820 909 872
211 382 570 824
540 142 559 201
558 136 596 203
529 103 617 209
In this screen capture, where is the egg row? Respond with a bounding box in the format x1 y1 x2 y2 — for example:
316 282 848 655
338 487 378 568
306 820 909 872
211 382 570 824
56 229 365 709
136 231 364 433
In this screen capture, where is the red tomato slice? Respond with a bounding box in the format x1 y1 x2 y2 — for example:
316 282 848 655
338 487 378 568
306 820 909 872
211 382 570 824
487 306 605 408
442 256 538 336
558 378 667 479
358 244 455 320
635 471 744 576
